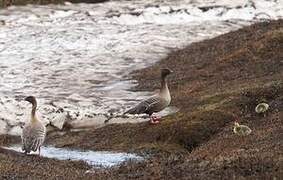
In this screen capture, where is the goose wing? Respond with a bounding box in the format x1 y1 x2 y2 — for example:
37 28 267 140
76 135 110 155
22 123 46 153
124 96 163 115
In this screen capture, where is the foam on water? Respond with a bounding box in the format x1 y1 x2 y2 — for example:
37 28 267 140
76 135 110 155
3 144 143 167
0 0 282 135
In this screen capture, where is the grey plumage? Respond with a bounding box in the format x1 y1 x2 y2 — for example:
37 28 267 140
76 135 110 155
21 96 46 155
125 95 169 116
22 122 46 153
124 68 172 120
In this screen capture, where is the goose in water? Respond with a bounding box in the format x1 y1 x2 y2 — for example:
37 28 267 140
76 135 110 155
233 122 252 136
124 68 173 124
22 96 46 155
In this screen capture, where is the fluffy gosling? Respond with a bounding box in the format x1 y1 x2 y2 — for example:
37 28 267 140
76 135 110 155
233 122 252 136
255 103 269 114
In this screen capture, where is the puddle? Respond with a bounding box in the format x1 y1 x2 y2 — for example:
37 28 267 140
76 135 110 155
3 144 143 167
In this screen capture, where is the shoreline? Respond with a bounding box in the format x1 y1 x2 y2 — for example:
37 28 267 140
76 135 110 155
0 20 282 179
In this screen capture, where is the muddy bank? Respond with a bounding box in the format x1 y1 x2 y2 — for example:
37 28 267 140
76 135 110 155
0 20 283 179
0 148 93 179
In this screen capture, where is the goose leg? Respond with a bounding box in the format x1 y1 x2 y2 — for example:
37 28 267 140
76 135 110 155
149 115 160 124
38 147 41 156
149 116 154 124
152 116 160 123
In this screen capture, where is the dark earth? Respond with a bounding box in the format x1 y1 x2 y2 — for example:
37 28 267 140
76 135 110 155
0 10 282 179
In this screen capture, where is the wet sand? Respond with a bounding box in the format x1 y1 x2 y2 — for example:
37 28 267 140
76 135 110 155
0 20 283 179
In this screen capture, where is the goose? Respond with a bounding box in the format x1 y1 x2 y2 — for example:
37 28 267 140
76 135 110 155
124 68 173 124
255 102 269 114
22 96 46 155
233 122 252 136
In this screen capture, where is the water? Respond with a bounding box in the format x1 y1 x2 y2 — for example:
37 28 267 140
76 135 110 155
3 144 143 167
0 0 282 135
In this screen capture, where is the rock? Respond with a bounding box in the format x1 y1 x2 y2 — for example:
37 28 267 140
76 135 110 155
8 126 22 136
49 113 67 130
0 120 8 135
68 115 106 129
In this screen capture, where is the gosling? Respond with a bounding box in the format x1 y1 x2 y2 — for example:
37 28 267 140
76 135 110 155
233 122 252 136
22 96 46 155
255 102 269 114
124 68 173 124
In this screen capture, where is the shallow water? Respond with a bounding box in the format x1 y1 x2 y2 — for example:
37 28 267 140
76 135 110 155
3 144 143 167
0 0 282 135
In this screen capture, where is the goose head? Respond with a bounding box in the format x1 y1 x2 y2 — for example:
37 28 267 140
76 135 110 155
25 96 37 105
234 121 240 127
161 68 173 78
233 121 241 133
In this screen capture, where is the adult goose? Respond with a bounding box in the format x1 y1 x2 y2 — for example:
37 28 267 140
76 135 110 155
22 96 46 155
124 68 173 124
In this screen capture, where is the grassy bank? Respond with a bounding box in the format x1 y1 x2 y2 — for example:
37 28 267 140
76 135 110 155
0 20 282 179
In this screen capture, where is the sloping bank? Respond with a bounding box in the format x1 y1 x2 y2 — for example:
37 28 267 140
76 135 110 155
0 20 282 179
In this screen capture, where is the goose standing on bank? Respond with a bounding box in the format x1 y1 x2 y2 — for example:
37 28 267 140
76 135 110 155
124 68 173 124
22 96 46 155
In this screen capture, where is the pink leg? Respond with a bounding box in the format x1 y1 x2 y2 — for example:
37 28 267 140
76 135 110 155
149 115 160 124
152 115 161 123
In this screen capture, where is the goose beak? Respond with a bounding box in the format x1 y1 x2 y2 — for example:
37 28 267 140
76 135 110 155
24 97 30 102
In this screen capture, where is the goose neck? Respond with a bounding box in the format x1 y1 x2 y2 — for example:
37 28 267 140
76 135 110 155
160 76 169 93
31 102 38 123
